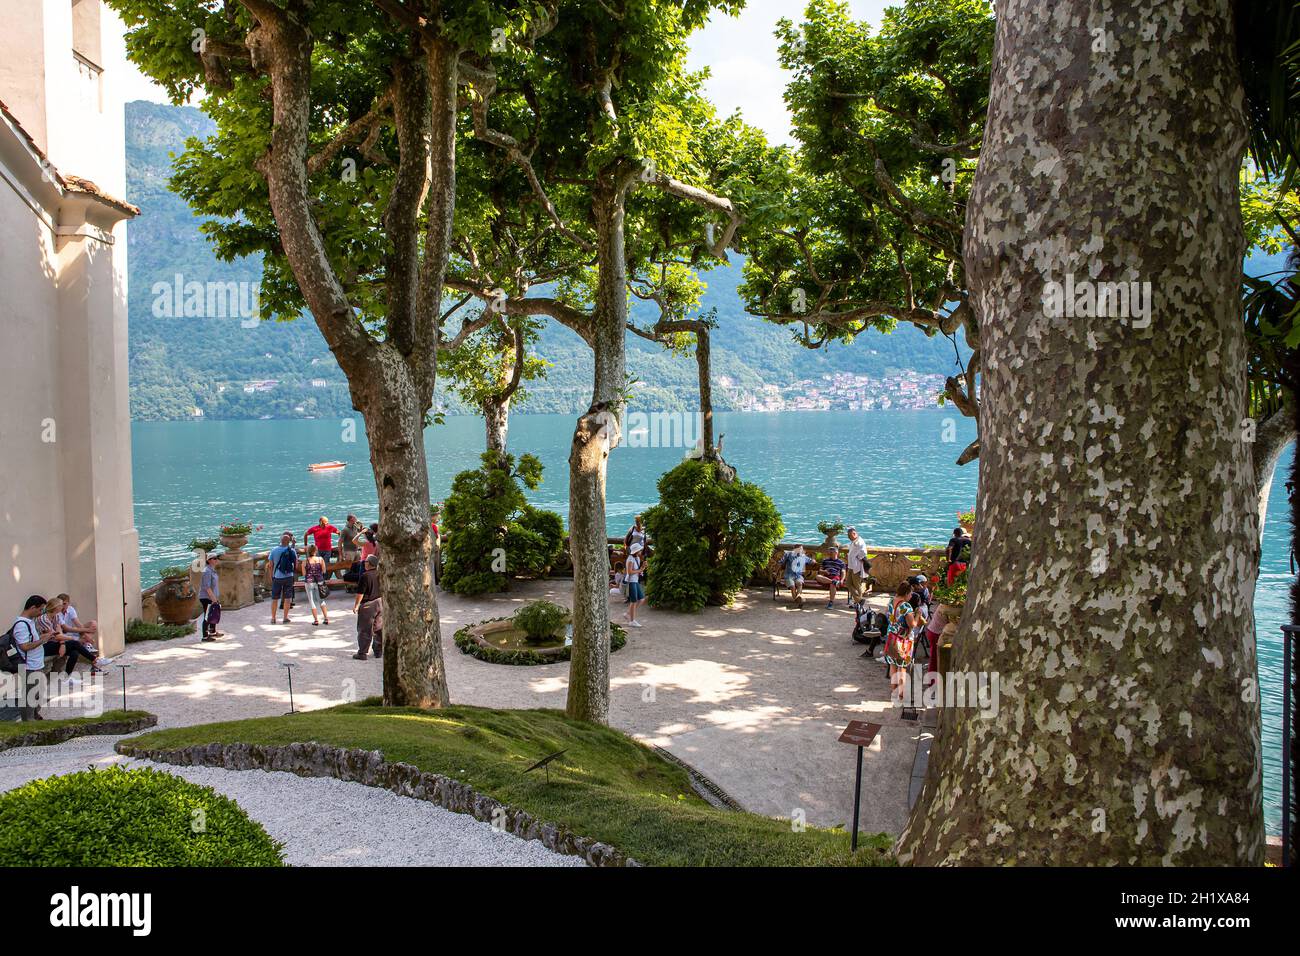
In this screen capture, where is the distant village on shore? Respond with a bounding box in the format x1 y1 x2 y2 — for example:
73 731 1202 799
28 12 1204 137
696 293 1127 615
717 369 947 413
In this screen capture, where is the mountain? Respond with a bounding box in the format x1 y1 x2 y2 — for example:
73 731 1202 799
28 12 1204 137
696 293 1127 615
124 101 970 421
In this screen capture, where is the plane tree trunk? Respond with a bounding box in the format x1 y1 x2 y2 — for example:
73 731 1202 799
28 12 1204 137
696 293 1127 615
899 0 1263 865
247 7 454 707
566 179 630 724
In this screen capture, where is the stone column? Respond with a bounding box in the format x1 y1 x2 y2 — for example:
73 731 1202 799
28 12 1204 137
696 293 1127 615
217 548 254 610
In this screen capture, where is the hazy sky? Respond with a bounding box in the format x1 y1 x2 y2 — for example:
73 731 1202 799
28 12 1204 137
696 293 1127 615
120 1 891 146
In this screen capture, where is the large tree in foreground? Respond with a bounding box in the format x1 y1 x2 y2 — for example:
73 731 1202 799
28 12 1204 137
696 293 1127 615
899 0 1263 864
111 0 553 706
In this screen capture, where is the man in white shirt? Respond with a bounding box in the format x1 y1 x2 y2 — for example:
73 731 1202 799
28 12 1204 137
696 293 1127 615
9 595 52 720
845 527 871 607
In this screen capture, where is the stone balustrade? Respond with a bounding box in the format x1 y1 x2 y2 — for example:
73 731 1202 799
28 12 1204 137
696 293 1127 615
140 536 948 619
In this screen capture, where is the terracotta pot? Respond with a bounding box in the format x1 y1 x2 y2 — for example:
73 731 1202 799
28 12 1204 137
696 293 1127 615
155 576 199 624
220 534 249 552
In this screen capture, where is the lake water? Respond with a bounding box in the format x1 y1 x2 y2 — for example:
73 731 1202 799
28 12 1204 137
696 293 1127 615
131 408 1292 836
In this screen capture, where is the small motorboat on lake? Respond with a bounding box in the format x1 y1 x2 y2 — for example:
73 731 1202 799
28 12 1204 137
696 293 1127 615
307 460 346 472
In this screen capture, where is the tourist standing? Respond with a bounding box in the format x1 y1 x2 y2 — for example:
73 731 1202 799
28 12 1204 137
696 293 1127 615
354 556 383 659
623 542 646 627
946 526 972 585
302 544 330 626
884 581 919 704
199 554 222 641
925 603 947 676
10 595 49 720
625 515 647 552
845 527 871 606
430 504 442 583
305 516 341 562
782 545 812 608
267 532 298 625
815 546 847 608
339 515 361 565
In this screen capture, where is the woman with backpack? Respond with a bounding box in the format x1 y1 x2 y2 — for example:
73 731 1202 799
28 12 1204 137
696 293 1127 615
884 580 919 704
302 544 330 626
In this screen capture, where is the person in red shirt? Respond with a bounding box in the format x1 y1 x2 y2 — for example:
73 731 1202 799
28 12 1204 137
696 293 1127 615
304 516 341 562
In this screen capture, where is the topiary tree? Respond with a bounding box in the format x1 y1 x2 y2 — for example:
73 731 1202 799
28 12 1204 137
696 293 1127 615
643 459 784 612
440 451 564 595
0 766 284 866
513 600 571 644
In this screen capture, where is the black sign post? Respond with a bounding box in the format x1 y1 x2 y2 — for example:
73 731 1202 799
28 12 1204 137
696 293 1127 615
838 720 882 852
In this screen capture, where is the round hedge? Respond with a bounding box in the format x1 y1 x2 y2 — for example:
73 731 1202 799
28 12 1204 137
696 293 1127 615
0 765 285 866
455 617 627 666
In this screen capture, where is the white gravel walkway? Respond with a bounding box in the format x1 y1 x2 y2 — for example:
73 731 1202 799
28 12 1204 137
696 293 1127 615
0 735 582 867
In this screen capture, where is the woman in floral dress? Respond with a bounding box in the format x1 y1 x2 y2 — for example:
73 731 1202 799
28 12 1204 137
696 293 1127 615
884 580 919 703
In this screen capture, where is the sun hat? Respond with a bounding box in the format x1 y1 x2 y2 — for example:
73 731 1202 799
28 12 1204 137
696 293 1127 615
629 542 643 555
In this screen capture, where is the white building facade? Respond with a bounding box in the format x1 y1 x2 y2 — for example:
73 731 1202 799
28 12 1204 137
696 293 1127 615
0 0 141 654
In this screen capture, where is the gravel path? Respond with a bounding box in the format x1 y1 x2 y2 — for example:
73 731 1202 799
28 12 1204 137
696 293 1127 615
0 735 583 867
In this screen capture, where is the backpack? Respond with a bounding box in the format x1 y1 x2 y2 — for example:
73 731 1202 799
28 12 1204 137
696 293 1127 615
1 618 32 673
275 547 298 576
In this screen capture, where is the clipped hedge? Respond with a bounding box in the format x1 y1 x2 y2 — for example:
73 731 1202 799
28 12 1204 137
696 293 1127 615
0 766 285 867
644 459 785 611
454 618 627 666
441 451 565 595
127 618 195 643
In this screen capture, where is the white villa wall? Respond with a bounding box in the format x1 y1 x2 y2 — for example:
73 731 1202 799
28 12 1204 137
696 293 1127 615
0 0 139 654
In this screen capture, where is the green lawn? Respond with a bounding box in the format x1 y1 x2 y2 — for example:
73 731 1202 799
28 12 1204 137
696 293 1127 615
0 710 154 743
122 703 895 867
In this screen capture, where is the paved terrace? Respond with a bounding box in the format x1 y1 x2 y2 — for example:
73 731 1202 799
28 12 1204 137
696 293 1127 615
26 582 924 837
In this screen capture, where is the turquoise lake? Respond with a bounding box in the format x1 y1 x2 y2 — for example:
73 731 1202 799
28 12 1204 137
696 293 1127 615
131 408 1292 836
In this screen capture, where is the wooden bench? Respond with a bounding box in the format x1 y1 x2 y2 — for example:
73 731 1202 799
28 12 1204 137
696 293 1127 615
769 545 874 602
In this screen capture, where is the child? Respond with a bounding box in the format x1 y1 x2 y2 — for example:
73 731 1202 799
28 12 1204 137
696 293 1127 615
610 561 626 598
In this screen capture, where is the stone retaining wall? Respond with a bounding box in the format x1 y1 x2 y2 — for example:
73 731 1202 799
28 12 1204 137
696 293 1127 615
0 713 157 753
115 739 638 867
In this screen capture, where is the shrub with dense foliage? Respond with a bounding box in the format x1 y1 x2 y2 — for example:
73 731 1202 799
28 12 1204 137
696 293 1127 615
127 618 195 643
514 601 571 643
643 460 785 611
441 452 565 595
0 766 284 866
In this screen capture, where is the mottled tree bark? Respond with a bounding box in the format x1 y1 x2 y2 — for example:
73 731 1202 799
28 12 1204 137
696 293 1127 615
245 3 453 708
696 323 714 458
899 0 1263 865
1252 399 1294 550
483 393 511 453
566 180 630 724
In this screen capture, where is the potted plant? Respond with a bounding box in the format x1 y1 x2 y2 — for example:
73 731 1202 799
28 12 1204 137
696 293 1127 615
933 571 968 625
512 600 571 645
219 522 258 552
957 506 976 535
155 565 198 625
817 520 844 550
188 537 218 558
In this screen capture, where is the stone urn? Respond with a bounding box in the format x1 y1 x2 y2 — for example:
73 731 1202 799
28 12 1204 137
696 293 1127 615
220 533 249 552
155 575 198 625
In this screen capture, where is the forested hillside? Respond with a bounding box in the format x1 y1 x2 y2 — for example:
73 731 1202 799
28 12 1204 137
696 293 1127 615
125 101 966 421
